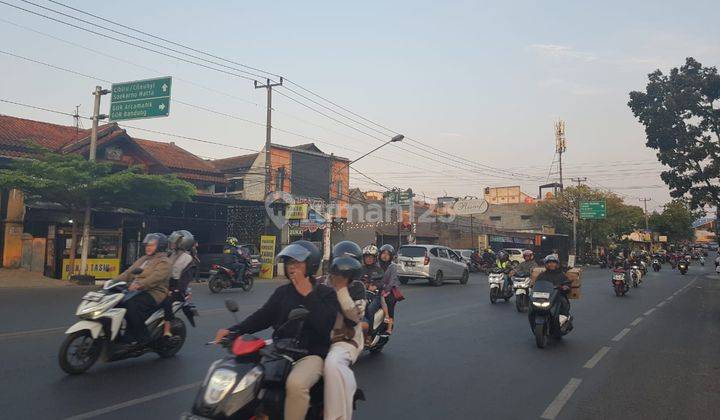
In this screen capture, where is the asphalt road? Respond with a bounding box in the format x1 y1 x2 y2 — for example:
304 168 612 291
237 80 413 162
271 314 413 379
0 259 717 419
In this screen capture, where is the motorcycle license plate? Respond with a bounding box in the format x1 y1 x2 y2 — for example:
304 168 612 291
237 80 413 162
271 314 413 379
404 261 415 267
82 291 104 302
613 275 625 281
532 292 550 299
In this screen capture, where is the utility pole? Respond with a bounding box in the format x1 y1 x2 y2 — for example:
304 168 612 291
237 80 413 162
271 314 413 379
254 77 283 197
568 178 586 258
639 197 652 231
555 120 567 191
80 86 109 276
571 177 587 187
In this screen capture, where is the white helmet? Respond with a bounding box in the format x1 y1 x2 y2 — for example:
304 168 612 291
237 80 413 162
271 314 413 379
362 245 379 257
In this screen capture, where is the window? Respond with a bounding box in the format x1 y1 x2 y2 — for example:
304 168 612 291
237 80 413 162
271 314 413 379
275 167 285 191
430 248 440 257
399 246 426 258
227 178 244 192
437 248 449 259
447 249 460 260
521 215 532 220
336 179 343 200
490 216 501 222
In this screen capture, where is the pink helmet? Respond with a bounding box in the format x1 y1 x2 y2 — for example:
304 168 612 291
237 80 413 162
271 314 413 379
522 250 534 259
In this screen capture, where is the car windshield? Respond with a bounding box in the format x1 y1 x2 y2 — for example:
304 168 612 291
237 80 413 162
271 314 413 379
459 250 472 258
399 246 427 258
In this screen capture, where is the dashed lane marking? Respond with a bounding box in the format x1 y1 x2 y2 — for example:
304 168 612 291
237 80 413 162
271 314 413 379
583 346 611 369
656 301 666 308
612 328 631 342
410 312 457 326
643 308 657 316
540 378 583 419
0 326 66 340
630 317 643 326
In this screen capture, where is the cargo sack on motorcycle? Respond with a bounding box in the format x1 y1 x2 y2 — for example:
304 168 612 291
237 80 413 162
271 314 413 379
566 268 583 300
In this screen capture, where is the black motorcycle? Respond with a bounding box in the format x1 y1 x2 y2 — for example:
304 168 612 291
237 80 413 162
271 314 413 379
183 301 362 419
528 280 572 348
208 263 254 293
652 259 661 272
678 260 689 275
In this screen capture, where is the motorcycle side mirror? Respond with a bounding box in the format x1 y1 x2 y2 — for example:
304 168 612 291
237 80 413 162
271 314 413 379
225 299 239 313
131 268 143 275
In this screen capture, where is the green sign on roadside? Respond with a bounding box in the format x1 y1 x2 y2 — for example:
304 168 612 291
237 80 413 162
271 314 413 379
579 200 607 219
109 76 172 121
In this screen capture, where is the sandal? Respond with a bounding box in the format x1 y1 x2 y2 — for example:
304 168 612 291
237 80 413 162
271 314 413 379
385 317 394 334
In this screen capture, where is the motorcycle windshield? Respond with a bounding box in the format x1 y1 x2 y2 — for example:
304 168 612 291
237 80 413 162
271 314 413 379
533 279 555 294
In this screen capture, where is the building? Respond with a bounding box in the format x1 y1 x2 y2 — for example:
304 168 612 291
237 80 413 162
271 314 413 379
484 186 535 204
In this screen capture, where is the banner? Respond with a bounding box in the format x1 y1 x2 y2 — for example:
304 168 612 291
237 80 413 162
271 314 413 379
62 258 120 280
286 204 309 220
259 235 276 279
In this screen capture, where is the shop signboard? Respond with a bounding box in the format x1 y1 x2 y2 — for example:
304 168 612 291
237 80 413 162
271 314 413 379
62 258 120 280
259 235 276 279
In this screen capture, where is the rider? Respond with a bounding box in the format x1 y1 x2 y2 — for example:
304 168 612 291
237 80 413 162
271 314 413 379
163 230 196 338
495 251 513 291
214 240 339 420
359 244 386 335
378 244 402 334
535 254 572 326
115 233 171 347
470 249 483 268
223 236 250 282
511 249 538 276
324 241 366 420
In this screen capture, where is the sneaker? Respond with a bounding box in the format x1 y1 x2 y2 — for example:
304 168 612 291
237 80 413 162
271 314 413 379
559 315 569 326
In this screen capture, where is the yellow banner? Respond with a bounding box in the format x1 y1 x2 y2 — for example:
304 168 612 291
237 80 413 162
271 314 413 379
62 258 121 280
259 235 276 279
286 204 308 220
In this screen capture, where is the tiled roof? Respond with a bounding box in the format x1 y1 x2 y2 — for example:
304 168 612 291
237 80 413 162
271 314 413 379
211 153 258 173
0 114 89 151
134 138 225 183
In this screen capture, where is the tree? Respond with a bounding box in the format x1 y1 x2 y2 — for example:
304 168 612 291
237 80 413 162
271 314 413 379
648 199 697 242
0 150 195 275
535 186 645 253
628 57 720 210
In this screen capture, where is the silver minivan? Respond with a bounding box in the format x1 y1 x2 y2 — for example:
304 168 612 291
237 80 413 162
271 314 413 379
397 244 469 286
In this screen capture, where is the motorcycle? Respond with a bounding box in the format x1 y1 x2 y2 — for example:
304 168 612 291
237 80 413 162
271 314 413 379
630 265 642 287
363 286 391 354
183 301 362 419
488 268 513 304
652 259 661 272
528 280 572 348
611 269 630 296
208 263 254 293
467 260 482 273
678 260 689 275
700 256 705 266
512 274 532 312
639 261 648 276
58 276 194 374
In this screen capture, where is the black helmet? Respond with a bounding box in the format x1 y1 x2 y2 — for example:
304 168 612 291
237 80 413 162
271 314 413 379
379 244 396 258
329 255 362 280
332 241 363 262
497 251 509 262
277 240 321 277
143 233 168 253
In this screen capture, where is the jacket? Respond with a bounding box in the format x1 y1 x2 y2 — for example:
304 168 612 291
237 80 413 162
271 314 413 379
536 268 571 289
116 253 171 304
378 261 401 291
514 260 538 276
229 281 339 357
323 278 366 348
360 264 385 288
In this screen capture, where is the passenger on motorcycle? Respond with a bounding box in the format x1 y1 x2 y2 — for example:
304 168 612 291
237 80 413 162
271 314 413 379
378 244 403 334
324 241 366 420
163 230 196 338
214 240 339 420
359 245 387 336
511 250 538 276
535 254 572 326
115 233 171 348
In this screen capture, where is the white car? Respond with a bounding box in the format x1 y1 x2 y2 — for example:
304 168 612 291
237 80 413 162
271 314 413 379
397 244 470 287
503 248 525 266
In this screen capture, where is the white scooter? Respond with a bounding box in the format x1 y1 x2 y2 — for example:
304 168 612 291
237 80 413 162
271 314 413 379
489 268 513 304
512 275 532 312
58 277 194 374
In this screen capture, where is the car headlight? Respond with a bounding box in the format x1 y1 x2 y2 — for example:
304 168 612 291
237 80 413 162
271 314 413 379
203 369 237 405
233 366 262 394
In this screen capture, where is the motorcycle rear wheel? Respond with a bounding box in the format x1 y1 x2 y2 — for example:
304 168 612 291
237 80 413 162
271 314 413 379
59 331 102 374
241 275 254 292
534 324 547 349
208 274 224 293
156 318 187 358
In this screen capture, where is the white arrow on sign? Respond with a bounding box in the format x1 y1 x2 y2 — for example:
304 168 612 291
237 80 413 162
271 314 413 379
161 83 168 92
158 103 166 111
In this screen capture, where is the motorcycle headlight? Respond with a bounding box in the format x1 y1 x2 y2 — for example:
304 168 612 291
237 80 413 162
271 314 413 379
533 301 551 308
233 366 262 394
203 369 237 405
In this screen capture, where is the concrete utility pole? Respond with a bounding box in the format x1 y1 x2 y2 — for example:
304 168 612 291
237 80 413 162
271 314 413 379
571 177 587 187
569 177 586 258
80 86 108 276
254 77 283 197
639 197 652 230
555 120 567 192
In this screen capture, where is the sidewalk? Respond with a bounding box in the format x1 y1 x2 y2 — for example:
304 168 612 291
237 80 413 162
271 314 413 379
0 268 80 288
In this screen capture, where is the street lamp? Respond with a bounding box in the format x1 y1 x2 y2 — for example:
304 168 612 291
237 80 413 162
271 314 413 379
347 134 404 166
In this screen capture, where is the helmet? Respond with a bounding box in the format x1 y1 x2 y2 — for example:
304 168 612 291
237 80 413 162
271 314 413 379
168 231 183 249
362 245 379 256
497 251 509 262
543 254 560 265
277 240 321 277
329 255 362 280
522 250 534 260
379 244 396 258
332 241 363 262
177 230 195 251
226 237 239 247
143 233 168 253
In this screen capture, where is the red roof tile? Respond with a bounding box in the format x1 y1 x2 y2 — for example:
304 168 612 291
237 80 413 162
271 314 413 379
0 114 89 151
211 153 258 172
134 138 225 184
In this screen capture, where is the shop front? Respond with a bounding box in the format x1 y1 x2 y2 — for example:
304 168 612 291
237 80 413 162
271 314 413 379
58 228 123 280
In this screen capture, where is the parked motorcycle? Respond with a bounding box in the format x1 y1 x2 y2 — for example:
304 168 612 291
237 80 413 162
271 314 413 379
611 268 630 296
652 259 661 272
58 277 194 374
488 268 513 304
512 274 532 312
678 260 689 275
183 301 361 419
208 263 254 293
528 280 572 348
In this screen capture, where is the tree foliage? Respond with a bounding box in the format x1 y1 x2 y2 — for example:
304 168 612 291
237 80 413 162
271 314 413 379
648 199 698 242
628 57 720 209
534 186 645 247
0 151 196 213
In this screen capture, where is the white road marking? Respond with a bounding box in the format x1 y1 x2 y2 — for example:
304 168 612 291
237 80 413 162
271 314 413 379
612 328 631 342
643 308 657 316
540 377 583 419
630 317 643 326
666 296 674 301
0 326 66 340
63 381 201 420
656 301 666 308
410 312 457 326
583 346 611 369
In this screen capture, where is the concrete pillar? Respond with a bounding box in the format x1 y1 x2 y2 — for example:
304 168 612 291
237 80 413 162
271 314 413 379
3 189 25 268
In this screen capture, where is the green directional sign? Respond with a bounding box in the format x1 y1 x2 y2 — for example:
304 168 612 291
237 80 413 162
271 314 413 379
109 76 172 121
579 200 607 219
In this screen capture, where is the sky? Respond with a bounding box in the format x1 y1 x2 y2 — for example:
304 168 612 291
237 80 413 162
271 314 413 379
2 0 720 212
